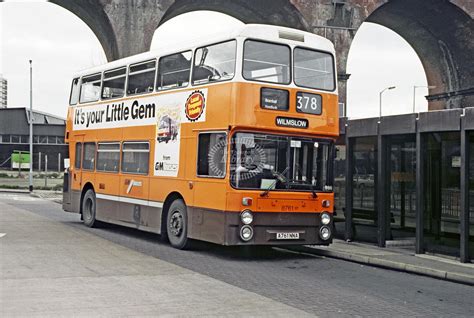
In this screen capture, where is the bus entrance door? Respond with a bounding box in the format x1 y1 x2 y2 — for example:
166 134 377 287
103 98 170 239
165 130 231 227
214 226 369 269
70 137 84 213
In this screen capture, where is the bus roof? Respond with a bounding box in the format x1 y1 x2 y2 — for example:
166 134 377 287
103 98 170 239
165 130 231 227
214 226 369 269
73 24 335 78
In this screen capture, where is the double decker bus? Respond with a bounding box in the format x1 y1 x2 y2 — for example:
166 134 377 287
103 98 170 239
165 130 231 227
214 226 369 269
62 24 338 249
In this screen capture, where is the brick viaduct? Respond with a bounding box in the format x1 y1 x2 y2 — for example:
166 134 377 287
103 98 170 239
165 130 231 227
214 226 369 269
48 0 474 110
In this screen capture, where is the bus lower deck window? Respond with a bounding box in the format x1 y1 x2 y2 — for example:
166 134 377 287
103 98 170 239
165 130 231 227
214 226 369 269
97 143 120 172
121 142 149 174
75 143 82 169
197 133 227 178
82 143 96 170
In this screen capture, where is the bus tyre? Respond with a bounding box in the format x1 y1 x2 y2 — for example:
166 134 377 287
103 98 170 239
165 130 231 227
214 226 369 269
166 199 189 249
82 189 98 228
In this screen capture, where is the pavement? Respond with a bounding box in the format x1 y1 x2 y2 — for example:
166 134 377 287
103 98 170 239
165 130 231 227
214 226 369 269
2 187 473 286
294 240 474 286
1 193 473 317
0 199 311 317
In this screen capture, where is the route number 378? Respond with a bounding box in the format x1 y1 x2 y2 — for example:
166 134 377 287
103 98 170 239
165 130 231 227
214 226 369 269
296 92 322 115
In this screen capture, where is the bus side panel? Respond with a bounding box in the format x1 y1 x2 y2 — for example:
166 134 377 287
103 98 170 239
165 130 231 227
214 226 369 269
188 180 228 244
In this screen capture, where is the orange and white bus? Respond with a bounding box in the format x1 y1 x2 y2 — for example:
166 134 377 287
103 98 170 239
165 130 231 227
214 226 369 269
62 24 339 249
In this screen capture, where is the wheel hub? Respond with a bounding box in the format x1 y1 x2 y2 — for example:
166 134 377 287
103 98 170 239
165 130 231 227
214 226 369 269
169 211 183 236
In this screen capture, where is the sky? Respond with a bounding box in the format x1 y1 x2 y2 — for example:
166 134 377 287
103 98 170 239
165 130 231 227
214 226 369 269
0 1 428 119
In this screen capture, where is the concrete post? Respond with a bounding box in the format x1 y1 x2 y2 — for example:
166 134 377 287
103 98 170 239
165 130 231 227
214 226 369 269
460 115 470 262
415 124 425 254
344 128 354 241
44 155 48 188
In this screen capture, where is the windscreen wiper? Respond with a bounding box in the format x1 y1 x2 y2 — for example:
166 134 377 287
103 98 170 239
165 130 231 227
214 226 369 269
260 166 289 197
309 182 318 199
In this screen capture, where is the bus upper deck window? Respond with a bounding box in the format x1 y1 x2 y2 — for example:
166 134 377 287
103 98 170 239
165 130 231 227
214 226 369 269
69 78 80 105
102 67 126 100
79 73 101 104
243 40 290 85
156 51 192 91
192 40 236 85
127 60 156 95
294 48 335 91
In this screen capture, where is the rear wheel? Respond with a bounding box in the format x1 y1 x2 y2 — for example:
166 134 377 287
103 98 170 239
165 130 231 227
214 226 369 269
82 189 98 228
166 199 189 249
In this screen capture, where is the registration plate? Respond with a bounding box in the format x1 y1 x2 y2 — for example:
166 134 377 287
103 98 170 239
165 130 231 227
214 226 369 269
276 232 300 240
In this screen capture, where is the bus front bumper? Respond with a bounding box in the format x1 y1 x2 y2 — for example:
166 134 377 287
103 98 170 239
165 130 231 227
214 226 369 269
223 211 333 246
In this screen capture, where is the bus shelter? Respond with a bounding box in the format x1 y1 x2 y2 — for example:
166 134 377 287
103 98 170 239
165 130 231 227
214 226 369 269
335 108 474 263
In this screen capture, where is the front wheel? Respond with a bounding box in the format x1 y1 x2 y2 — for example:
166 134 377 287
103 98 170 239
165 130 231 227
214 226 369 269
82 189 98 228
166 199 189 249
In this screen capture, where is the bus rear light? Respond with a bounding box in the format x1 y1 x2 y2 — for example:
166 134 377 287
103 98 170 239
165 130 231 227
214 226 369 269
242 197 253 206
322 200 330 208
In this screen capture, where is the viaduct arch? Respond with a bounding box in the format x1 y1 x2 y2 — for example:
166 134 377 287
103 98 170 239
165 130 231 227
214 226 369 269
48 0 474 110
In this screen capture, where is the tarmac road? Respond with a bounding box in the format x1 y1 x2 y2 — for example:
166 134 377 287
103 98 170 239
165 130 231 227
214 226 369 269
1 193 473 317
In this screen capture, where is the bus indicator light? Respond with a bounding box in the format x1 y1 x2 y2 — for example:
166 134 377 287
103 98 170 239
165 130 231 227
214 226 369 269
185 91 205 121
242 197 253 206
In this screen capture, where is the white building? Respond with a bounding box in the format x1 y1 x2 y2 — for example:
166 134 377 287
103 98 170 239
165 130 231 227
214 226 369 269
0 74 7 108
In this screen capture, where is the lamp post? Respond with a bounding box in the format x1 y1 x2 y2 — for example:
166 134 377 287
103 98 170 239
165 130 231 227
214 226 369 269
379 86 396 118
413 85 436 113
29 60 33 192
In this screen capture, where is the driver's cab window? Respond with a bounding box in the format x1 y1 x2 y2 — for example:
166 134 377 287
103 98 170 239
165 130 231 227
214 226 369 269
197 133 227 178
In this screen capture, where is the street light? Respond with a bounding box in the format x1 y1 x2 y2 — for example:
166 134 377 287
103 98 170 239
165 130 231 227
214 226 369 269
379 86 396 118
413 85 436 113
29 60 33 192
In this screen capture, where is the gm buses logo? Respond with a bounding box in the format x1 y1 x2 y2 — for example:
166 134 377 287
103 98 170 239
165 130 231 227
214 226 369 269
185 90 205 122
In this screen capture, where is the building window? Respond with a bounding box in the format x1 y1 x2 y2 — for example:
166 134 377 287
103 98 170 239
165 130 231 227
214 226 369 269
39 136 48 144
11 135 20 143
127 60 156 95
20 135 29 144
97 142 120 172
197 133 227 178
156 51 192 91
1 135 11 143
82 142 96 170
121 142 149 174
102 67 126 100
48 136 56 144
75 143 82 169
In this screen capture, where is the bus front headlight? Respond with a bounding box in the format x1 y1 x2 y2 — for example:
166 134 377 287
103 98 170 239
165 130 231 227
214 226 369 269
320 226 331 240
321 212 331 225
240 225 254 241
241 210 253 225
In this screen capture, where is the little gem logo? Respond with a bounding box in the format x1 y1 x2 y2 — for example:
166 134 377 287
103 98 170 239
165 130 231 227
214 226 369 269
185 91 205 121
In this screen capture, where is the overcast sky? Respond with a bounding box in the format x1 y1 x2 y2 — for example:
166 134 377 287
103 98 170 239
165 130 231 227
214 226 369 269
1 1 428 119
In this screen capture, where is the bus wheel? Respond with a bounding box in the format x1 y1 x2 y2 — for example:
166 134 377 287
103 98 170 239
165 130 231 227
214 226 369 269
166 199 189 249
82 189 98 228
